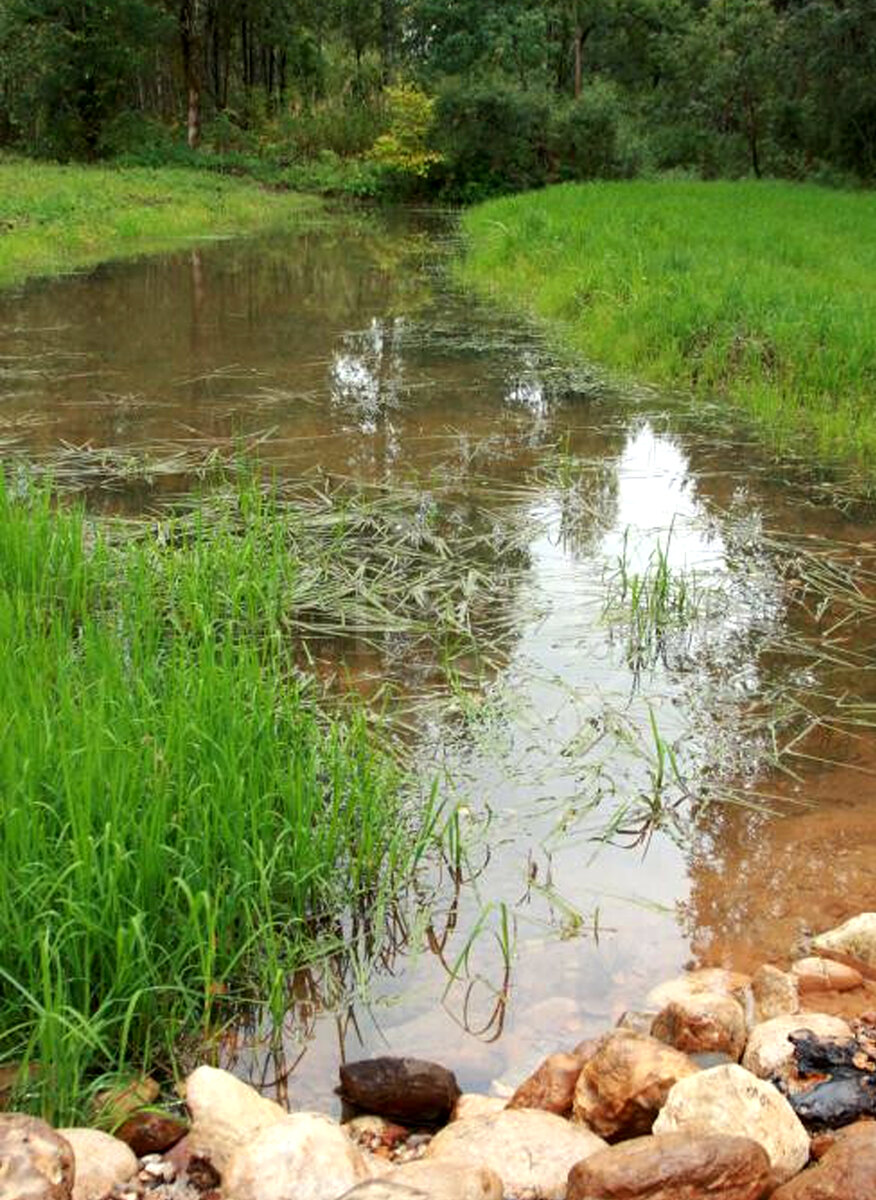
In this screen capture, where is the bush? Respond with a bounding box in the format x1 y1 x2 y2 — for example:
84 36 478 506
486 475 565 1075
549 82 623 180
432 80 552 198
369 84 442 190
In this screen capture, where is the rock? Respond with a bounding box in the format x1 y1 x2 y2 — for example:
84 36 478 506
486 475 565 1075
425 1108 605 1200
652 1063 810 1184
338 1186 426 1200
164 1133 221 1189
752 966 800 1023
184 1065 286 1171
222 1112 370 1200
809 1117 876 1160
507 1052 582 1115
571 1039 602 1065
783 1026 876 1128
57 1129 137 1200
791 958 865 994
770 1118 876 1197
741 1013 852 1080
345 1115 410 1147
647 970 751 1012
812 913 876 979
651 992 747 1060
389 1160 503 1199
340 1059 461 1126
451 1095 506 1122
93 1076 160 1126
114 1109 188 1156
0 1114 75 1200
616 1011 660 1036
566 1132 773 1200
572 1031 700 1140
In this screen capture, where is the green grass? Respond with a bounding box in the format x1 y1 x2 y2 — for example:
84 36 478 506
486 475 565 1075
0 157 318 288
460 180 876 474
0 474 445 1124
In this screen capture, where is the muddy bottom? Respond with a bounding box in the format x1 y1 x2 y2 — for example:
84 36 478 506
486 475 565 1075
3 207 876 1109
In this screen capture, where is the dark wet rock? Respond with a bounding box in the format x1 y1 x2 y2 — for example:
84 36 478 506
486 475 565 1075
771 1118 876 1198
791 957 864 994
651 992 747 1060
741 1014 852 1080
781 1027 876 1128
507 1052 583 1115
114 1108 188 1156
0 1114 75 1200
339 1058 461 1126
572 1031 700 1140
567 1132 773 1200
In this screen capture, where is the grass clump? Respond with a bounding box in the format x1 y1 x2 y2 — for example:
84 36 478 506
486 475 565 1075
460 180 876 474
0 158 318 288
0 473 441 1123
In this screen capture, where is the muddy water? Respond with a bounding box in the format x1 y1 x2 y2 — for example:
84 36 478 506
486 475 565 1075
3 208 876 1108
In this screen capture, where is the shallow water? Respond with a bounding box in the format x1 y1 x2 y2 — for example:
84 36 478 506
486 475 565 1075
3 207 876 1109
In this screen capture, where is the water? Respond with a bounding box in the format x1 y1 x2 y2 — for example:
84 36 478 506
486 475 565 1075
3 207 876 1109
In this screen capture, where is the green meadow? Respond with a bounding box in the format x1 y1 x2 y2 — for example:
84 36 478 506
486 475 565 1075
0 159 316 288
461 181 876 474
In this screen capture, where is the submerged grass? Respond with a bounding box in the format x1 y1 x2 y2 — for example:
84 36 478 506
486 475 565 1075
0 157 317 289
460 181 876 477
0 472 475 1122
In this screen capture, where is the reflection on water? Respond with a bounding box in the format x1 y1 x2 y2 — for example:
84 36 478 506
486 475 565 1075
3 210 876 1108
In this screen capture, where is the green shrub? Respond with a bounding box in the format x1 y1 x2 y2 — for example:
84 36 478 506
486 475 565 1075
432 80 551 197
369 84 442 190
549 82 622 180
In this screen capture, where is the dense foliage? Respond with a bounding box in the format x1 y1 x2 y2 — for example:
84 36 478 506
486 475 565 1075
0 0 873 193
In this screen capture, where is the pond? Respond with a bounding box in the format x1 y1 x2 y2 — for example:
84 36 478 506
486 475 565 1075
3 206 876 1110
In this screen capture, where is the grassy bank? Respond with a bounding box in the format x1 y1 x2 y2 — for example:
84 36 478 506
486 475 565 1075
0 475 450 1123
460 181 876 474
0 159 318 288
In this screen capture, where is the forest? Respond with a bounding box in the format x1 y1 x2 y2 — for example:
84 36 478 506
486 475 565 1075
1 0 874 195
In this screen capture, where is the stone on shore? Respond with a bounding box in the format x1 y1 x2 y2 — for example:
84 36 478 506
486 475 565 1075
566 1132 773 1200
339 1058 461 1126
791 957 865 993
572 1031 700 1139
770 1118 876 1198
0 1114 75 1200
652 1063 810 1184
57 1128 137 1200
507 1052 583 1115
647 970 751 1012
812 913 876 978
751 965 800 1023
114 1108 188 1156
425 1108 605 1200
388 1160 503 1199
337 1185 427 1200
451 1095 506 1122
184 1065 286 1171
222 1112 370 1200
741 1013 852 1080
651 992 747 1060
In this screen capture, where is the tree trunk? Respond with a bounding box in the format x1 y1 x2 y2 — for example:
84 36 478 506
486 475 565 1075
180 0 202 149
574 26 583 97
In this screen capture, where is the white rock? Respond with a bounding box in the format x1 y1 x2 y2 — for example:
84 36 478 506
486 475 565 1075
221 1112 370 1200
451 1095 506 1122
388 1160 503 1200
652 1063 809 1184
751 965 800 1023
647 968 751 1012
425 1108 605 1200
337 1185 426 1200
741 1012 852 1079
813 912 876 977
184 1065 286 1171
57 1128 137 1200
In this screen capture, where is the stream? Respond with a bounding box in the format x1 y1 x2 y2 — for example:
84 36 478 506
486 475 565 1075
3 206 876 1111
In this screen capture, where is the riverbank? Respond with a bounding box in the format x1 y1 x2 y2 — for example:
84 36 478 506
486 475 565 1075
0 159 318 288
460 180 876 480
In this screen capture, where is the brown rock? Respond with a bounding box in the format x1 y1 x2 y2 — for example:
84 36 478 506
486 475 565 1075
572 1039 602 1065
616 1012 660 1036
809 1117 876 1160
507 1053 583 1116
791 958 865 994
93 1076 160 1126
771 1118 876 1198
567 1132 773 1200
572 1031 700 1140
451 1095 506 1122
647 970 752 1012
752 966 800 1023
114 1109 188 1156
651 992 747 1060
741 1013 852 1081
0 1114 74 1200
339 1059 461 1126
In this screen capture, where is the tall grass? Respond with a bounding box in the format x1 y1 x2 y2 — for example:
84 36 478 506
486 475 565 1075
0 474 443 1123
460 180 876 474
0 158 318 289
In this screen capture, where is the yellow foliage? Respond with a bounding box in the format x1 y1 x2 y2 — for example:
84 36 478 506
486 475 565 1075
369 84 443 178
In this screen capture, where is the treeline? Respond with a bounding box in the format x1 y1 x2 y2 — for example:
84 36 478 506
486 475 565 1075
0 0 874 193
